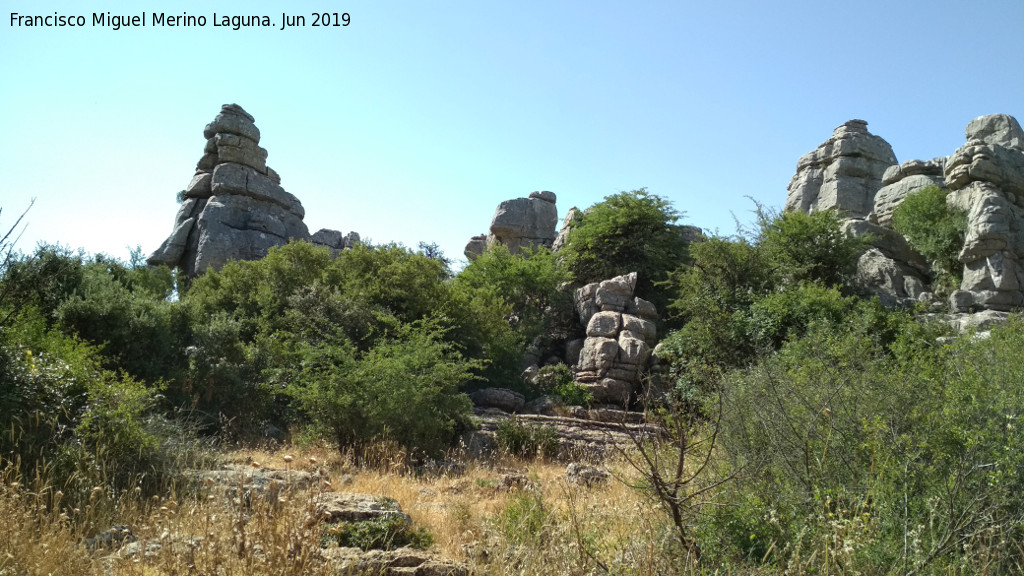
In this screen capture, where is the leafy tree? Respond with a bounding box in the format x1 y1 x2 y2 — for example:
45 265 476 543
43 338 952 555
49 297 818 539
453 244 571 343
561 189 690 303
757 208 866 287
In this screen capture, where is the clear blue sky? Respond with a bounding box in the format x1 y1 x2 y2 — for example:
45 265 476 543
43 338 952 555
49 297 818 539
2 0 1022 268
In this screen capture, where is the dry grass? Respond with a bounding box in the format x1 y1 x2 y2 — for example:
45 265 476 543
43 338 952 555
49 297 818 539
0 443 707 576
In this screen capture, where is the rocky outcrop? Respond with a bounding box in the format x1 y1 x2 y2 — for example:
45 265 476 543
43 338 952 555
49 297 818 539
572 272 659 406
787 114 1024 314
148 104 357 275
874 158 948 228
786 120 897 219
464 191 559 259
945 115 1024 311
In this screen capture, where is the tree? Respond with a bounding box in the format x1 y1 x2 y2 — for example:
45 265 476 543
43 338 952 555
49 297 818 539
891 185 967 294
561 189 690 304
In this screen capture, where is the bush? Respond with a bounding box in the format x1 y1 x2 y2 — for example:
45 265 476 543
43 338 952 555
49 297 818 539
561 189 690 305
892 185 967 292
321 514 433 551
496 419 560 459
497 489 551 545
757 208 866 287
288 319 477 458
532 364 592 406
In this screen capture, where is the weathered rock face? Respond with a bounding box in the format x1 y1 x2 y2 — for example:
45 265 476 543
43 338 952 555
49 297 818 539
464 191 559 259
149 104 356 275
943 115 1024 311
874 158 947 228
788 114 1024 314
572 272 659 406
786 120 897 219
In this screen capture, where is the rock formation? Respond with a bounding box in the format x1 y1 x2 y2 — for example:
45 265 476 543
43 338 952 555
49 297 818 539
571 272 658 406
787 114 1024 313
946 114 1024 311
148 104 356 275
786 120 897 218
464 191 559 259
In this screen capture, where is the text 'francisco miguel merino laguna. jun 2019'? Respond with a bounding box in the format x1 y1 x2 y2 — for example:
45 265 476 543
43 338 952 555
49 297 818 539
10 11 351 31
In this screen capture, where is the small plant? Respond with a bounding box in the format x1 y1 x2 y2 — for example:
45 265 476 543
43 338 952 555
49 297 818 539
495 418 560 459
321 515 434 551
496 489 550 545
533 364 592 406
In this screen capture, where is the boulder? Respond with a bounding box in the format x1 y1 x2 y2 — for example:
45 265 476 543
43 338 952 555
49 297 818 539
468 388 526 413
965 113 1024 151
586 311 622 338
488 194 559 254
552 207 581 252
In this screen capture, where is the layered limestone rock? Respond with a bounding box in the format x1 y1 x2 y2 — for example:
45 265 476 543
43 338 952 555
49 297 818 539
571 272 659 406
788 114 1024 314
786 120 897 219
945 116 1024 310
464 191 559 259
149 104 356 275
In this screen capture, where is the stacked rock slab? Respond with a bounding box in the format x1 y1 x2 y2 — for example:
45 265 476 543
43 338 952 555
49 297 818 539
786 120 897 218
572 272 658 406
148 104 355 275
464 191 559 259
945 114 1024 311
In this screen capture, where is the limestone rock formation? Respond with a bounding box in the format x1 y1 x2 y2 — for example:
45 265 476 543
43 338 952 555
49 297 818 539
944 114 1024 311
786 120 897 219
149 104 357 275
572 272 659 406
787 114 1024 314
464 191 559 259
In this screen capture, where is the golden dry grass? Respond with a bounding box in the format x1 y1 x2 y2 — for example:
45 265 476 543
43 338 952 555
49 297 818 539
0 444 699 576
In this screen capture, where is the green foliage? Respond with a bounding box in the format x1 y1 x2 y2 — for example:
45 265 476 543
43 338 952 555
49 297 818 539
892 185 967 292
495 419 560 459
561 189 690 304
497 489 551 545
288 319 477 458
757 208 866 287
531 364 592 405
321 514 434 551
714 313 1024 571
453 244 571 343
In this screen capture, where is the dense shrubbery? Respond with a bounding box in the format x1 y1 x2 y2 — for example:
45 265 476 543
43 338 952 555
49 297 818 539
560 189 691 306
892 185 967 294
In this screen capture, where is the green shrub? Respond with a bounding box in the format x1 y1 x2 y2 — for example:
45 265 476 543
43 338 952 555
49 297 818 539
496 419 560 459
321 514 433 551
497 489 551 545
289 318 477 458
891 185 967 292
532 364 592 406
561 189 690 305
757 208 866 288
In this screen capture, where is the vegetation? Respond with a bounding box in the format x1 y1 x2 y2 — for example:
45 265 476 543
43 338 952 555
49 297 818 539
3 192 1024 574
560 188 691 306
892 185 968 294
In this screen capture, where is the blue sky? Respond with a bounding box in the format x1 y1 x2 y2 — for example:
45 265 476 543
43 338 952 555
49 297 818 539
2 0 1022 268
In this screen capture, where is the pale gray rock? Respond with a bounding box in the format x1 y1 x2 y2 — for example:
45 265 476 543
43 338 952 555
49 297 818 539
841 219 929 275
552 206 581 252
578 337 619 373
468 388 526 413
617 334 650 366
203 103 260 142
464 234 487 260
309 492 409 526
594 273 637 312
621 313 656 343
854 248 926 308
488 195 559 254
184 172 213 199
626 297 659 321
565 337 585 366
529 190 557 203
786 120 897 218
149 105 360 275
873 174 947 228
583 378 631 405
566 463 609 486
586 311 622 338
966 113 1024 151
